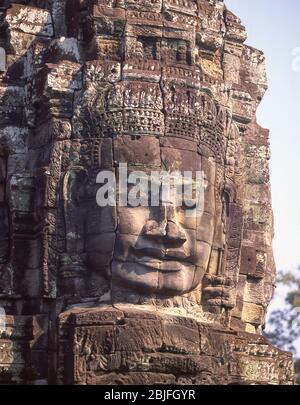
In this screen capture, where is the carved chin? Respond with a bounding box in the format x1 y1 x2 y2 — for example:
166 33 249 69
112 260 199 295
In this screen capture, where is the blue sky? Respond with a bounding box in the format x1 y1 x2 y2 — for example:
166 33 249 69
225 2 300 352
226 0 300 275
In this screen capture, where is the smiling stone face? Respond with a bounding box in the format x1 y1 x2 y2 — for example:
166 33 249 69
111 143 217 296
0 0 276 332
61 1 274 326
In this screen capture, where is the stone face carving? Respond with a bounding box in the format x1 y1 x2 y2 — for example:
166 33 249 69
0 0 295 385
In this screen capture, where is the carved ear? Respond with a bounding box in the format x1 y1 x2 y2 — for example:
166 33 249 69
222 190 230 219
220 181 236 204
62 166 88 205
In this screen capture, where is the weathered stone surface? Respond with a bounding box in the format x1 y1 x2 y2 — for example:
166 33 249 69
6 5 53 37
57 307 294 385
0 0 294 385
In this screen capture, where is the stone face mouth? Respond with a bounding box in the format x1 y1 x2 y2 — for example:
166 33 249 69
133 244 189 261
131 242 190 271
137 259 184 272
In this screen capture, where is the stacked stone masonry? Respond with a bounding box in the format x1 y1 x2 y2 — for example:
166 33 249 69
0 0 295 384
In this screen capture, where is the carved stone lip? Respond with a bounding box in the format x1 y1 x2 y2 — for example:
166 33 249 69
138 259 183 272
133 245 188 260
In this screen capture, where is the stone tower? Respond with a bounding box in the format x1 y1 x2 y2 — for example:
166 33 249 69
0 0 295 384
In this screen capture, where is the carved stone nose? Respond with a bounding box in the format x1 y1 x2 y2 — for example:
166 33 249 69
143 218 187 244
163 203 186 242
143 220 166 238
166 221 187 243
143 200 187 244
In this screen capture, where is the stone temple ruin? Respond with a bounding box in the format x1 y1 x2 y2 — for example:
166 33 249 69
0 0 295 385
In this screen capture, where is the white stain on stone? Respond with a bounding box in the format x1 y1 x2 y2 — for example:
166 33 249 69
0 307 6 336
6 6 53 37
